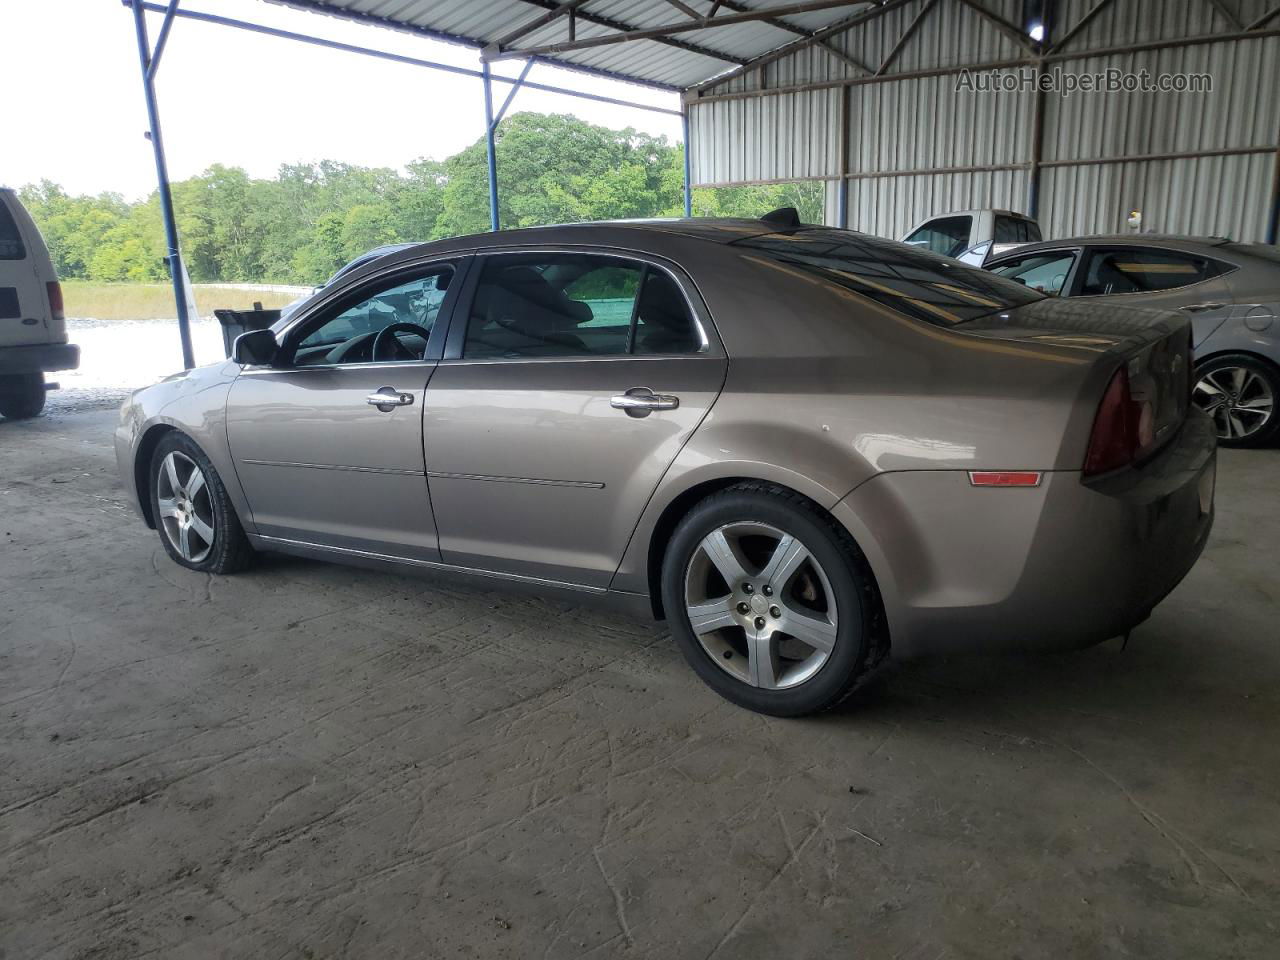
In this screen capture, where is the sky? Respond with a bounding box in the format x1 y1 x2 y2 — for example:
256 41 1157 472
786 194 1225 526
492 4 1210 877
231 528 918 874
3 0 684 200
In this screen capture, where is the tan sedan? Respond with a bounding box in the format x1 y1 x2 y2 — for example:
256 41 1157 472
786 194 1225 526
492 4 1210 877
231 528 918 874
115 217 1216 716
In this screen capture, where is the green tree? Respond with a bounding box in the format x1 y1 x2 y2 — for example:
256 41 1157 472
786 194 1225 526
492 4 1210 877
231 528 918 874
18 112 829 285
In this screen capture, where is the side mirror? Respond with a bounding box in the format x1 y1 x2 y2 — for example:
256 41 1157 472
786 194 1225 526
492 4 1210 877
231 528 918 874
232 329 279 366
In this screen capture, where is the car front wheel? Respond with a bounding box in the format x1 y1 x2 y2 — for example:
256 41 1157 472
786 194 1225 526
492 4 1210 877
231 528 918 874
150 432 254 574
661 482 886 717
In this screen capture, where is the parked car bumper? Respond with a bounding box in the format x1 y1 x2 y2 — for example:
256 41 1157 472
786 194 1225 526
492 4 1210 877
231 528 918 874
835 409 1217 657
0 342 80 375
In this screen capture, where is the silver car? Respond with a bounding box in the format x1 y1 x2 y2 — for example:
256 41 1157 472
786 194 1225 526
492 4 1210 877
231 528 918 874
986 236 1280 447
116 219 1216 716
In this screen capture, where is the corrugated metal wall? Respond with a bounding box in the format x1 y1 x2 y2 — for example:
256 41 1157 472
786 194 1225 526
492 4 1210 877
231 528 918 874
689 0 1280 242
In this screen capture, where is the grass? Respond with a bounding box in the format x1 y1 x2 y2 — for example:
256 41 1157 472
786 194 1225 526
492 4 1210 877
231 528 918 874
62 281 299 321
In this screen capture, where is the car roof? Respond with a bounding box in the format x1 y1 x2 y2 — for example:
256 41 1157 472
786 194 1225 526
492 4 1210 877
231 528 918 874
366 218 808 263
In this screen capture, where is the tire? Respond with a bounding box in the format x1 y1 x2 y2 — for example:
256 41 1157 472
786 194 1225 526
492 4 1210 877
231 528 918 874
1193 353 1280 448
149 432 254 574
661 482 886 717
0 373 46 420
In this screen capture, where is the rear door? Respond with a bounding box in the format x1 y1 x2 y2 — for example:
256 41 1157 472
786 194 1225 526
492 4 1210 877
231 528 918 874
1073 246 1235 347
0 192 49 347
422 250 727 588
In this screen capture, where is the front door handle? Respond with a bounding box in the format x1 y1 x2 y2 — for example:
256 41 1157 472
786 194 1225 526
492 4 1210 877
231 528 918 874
366 386 415 412
610 387 679 417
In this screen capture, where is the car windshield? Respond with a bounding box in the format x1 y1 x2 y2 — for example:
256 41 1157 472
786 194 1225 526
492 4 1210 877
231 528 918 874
734 229 1044 326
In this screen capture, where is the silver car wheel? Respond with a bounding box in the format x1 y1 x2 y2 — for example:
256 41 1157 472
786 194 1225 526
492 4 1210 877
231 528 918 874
1194 366 1274 440
683 521 838 690
156 451 215 563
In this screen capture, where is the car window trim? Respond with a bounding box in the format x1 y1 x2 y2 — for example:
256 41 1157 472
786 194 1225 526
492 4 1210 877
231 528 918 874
263 255 474 371
1071 245 1236 298
439 247 719 364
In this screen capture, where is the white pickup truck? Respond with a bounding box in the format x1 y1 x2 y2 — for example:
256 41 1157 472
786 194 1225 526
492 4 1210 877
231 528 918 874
0 188 79 419
901 208 1042 265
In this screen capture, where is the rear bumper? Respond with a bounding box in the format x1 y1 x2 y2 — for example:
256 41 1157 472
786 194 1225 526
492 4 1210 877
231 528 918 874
834 410 1216 658
0 343 80 375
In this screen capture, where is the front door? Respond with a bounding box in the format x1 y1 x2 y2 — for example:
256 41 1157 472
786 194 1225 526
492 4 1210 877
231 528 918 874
423 251 727 588
226 258 465 560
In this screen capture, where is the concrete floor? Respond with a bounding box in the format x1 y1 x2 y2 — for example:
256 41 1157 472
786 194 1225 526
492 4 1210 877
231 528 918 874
2 400 1278 960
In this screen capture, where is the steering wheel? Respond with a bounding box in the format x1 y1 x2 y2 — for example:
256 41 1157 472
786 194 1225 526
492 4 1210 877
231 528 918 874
371 322 432 362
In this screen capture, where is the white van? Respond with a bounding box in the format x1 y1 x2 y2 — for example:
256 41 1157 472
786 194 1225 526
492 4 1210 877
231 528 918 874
0 188 78 419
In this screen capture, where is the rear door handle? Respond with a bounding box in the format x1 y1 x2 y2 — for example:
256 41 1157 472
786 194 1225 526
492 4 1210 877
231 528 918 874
1180 302 1226 313
366 386 415 411
610 387 679 417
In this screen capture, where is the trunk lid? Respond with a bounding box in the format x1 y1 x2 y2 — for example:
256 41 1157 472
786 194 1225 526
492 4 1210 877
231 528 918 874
961 297 1193 459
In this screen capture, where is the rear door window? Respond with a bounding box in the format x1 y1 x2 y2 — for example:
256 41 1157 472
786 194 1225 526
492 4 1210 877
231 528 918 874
463 254 703 359
903 216 972 258
1079 248 1221 295
990 251 1078 296
0 200 27 261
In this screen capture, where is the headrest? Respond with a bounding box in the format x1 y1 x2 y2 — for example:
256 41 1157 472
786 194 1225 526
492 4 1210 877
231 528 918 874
496 267 590 325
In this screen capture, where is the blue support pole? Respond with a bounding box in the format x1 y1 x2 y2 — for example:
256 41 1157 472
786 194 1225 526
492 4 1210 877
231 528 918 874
836 179 848 229
130 0 195 370
482 61 500 233
492 59 534 129
681 108 693 218
146 0 181 81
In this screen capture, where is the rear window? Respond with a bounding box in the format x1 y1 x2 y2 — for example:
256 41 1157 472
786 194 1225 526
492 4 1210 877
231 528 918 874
995 215 1039 244
903 215 972 257
0 198 27 261
733 229 1043 326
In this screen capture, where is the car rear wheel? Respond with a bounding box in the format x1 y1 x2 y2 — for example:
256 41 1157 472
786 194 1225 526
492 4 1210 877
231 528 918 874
1193 353 1279 448
0 373 46 420
661 483 885 717
150 432 254 574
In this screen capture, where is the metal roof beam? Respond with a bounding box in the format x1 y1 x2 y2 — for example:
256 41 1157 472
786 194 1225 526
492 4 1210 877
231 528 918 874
260 0 681 89
496 0 593 49
127 2 684 113
876 0 938 74
952 0 1039 53
665 0 706 20
508 0 749 65
689 0 913 93
1046 0 1112 54
1248 3 1280 28
710 0 879 73
1202 0 1243 30
486 0 872 62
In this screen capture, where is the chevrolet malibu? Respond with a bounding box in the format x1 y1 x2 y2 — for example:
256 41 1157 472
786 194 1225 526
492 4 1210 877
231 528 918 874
116 218 1216 716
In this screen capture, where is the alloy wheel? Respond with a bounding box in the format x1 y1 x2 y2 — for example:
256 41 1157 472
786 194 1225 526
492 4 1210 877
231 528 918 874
683 521 838 690
1194 366 1274 441
156 451 215 563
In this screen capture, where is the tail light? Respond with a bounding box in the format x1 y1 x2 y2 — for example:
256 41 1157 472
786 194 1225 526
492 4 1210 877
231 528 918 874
46 281 64 321
1084 365 1150 476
